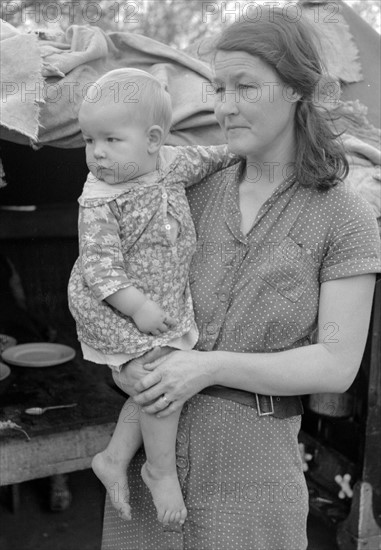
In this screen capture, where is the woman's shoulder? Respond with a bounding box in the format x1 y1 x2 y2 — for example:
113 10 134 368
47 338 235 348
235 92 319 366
313 182 381 281
186 161 242 220
308 181 379 224
187 160 242 194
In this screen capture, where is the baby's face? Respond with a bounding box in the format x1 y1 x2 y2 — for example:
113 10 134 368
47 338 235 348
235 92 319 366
79 101 152 184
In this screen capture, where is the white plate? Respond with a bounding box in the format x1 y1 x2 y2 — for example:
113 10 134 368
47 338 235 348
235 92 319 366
1 343 75 367
0 361 11 381
0 334 17 354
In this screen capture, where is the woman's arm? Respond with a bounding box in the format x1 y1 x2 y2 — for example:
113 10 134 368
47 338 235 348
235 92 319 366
133 274 376 416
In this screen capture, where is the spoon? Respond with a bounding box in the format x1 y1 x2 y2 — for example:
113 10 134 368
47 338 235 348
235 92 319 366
24 404 77 415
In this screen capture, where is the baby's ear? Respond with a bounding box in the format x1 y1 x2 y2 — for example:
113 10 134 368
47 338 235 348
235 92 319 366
147 125 164 153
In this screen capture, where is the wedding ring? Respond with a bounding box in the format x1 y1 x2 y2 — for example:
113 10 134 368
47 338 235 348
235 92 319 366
161 394 171 406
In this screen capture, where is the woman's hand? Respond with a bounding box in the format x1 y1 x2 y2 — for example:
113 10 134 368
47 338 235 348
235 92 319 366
115 347 173 396
133 349 213 417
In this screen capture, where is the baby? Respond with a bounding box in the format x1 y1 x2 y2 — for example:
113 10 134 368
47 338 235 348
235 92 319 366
68 68 236 526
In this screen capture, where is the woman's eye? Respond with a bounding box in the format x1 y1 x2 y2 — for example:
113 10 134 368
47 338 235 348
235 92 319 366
212 81 224 94
238 83 257 90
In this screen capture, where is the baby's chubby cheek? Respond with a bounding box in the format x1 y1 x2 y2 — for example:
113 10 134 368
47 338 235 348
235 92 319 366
120 161 140 180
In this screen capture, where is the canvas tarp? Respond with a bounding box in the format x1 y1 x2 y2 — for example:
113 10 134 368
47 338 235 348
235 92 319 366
0 0 376 148
0 20 221 148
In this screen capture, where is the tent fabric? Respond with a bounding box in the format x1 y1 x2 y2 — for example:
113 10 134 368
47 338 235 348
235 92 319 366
0 21 44 142
0 0 372 148
0 21 220 148
342 134 381 231
333 0 381 129
302 0 362 84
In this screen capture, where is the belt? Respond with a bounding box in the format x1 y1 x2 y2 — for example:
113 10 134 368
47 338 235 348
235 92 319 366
200 386 303 419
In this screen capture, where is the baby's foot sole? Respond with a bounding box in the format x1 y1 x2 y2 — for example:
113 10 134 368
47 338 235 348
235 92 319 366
141 462 187 525
92 451 132 521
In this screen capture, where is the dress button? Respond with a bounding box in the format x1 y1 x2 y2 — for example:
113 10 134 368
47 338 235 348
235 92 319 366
165 224 171 230
176 457 188 469
176 431 188 444
216 290 229 303
162 193 167 199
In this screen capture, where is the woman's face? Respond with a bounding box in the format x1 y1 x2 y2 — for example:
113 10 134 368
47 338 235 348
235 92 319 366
213 50 299 164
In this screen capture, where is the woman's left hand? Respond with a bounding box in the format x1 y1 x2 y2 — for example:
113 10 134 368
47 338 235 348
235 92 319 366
133 349 213 417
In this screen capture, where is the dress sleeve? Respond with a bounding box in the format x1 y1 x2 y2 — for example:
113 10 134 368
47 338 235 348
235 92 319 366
320 188 381 282
174 144 239 188
78 201 132 301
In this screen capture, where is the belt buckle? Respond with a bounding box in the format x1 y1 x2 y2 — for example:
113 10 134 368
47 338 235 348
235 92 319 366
255 394 275 416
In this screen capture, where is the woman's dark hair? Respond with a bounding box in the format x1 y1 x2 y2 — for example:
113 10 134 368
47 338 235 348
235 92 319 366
214 8 349 190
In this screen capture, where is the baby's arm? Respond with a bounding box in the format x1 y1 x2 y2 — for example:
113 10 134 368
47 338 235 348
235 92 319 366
79 202 175 336
105 288 175 336
173 144 240 187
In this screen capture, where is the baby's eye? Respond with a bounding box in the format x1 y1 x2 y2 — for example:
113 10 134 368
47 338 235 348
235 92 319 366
83 137 93 145
107 137 118 142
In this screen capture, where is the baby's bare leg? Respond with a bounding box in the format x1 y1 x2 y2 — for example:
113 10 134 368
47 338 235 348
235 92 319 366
140 407 186 526
92 397 141 521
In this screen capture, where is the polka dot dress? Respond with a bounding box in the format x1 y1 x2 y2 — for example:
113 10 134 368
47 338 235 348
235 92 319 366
101 162 381 550
187 163 381 355
102 395 309 550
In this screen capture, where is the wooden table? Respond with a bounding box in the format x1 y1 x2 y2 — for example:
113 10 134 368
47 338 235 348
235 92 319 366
0 204 124 487
0 349 124 486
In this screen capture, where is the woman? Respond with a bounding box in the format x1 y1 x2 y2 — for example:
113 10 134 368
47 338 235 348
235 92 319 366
101 10 381 550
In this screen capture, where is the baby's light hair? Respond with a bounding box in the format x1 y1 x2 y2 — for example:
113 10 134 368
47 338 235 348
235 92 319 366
83 68 172 138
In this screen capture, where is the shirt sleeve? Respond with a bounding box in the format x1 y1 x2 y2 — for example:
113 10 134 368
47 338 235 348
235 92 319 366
173 144 240 188
320 188 381 282
78 201 132 301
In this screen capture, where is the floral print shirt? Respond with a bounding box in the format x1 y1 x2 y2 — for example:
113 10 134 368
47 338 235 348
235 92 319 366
68 145 237 357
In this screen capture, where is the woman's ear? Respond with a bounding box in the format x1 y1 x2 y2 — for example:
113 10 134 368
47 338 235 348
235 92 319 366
147 125 165 154
286 87 302 103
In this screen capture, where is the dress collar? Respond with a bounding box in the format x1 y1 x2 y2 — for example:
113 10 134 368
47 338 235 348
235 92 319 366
223 160 298 243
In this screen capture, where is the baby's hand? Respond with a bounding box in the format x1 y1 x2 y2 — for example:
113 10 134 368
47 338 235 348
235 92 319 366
132 300 176 336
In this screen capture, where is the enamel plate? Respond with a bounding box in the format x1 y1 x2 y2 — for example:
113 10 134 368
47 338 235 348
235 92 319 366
0 361 11 381
1 343 76 367
0 334 17 353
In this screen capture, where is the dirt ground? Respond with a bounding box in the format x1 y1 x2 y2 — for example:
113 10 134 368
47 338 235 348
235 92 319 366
0 468 339 550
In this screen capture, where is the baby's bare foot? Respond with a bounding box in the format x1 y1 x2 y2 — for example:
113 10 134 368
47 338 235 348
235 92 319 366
92 451 131 521
141 462 187 525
